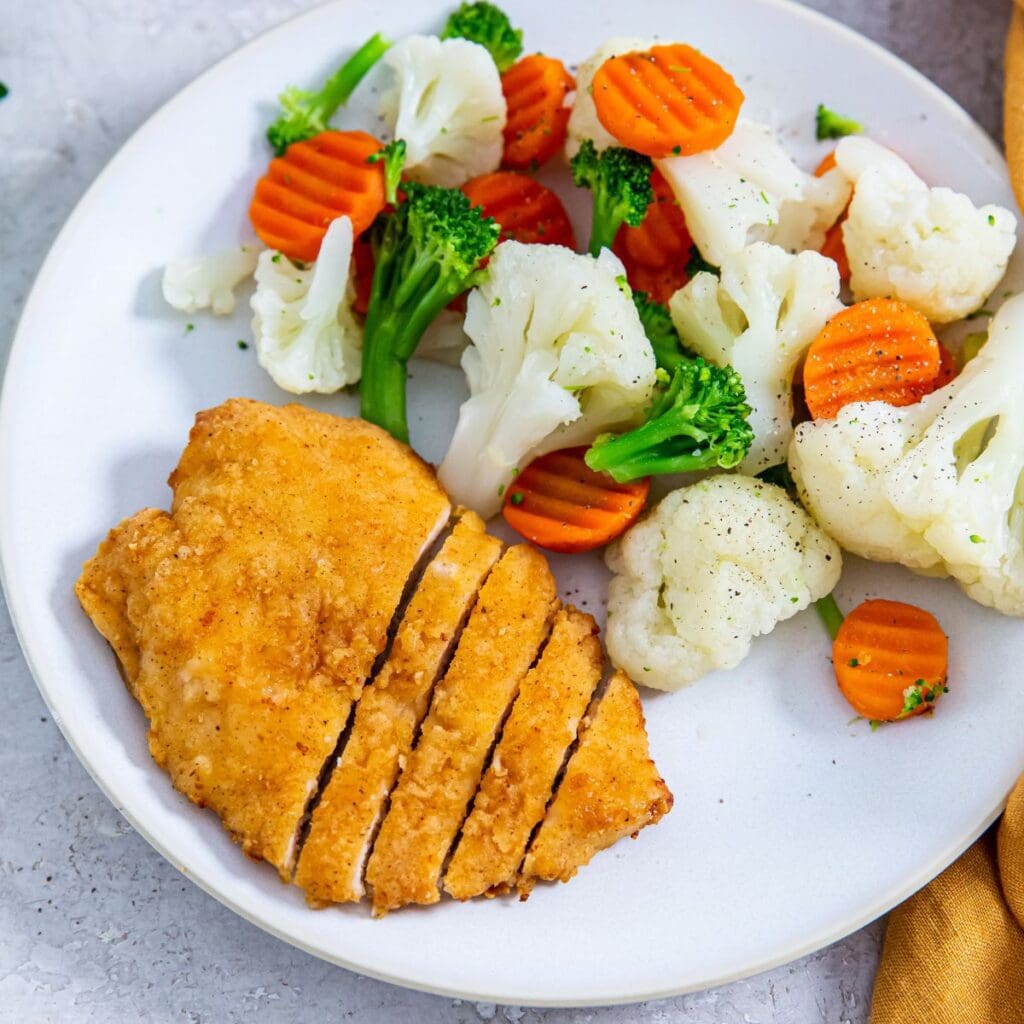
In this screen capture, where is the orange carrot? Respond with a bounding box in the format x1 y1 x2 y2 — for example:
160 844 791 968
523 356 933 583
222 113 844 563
351 232 375 317
502 448 650 554
616 168 692 268
803 299 942 420
462 172 576 248
249 129 386 263
832 599 949 722
501 55 575 169
815 150 850 281
591 44 744 158
935 343 957 388
614 257 688 305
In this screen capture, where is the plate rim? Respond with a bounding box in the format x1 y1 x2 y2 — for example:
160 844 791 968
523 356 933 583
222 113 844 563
0 0 1015 1006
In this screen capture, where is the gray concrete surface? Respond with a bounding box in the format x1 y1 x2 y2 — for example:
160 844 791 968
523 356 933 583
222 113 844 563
0 1 1009 1020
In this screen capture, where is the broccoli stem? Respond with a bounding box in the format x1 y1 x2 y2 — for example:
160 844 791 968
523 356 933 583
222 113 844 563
588 193 624 256
360 268 462 443
319 32 391 115
815 593 845 640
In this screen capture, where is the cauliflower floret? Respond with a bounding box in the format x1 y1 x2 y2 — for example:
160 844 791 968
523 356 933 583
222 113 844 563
162 244 261 315
438 241 657 517
790 293 1024 615
565 37 661 159
250 216 361 394
657 121 851 266
835 136 1016 323
605 476 841 691
379 35 505 188
669 242 842 473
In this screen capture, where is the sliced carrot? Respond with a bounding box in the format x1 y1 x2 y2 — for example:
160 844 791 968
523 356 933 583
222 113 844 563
615 168 692 268
833 599 949 722
351 231 375 317
462 172 576 248
249 129 386 263
615 257 688 305
815 149 850 281
591 44 744 158
803 299 942 420
501 55 575 169
502 448 650 554
935 343 957 388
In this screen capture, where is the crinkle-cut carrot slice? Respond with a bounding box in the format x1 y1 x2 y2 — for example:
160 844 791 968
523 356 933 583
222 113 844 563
501 54 575 169
503 447 650 554
462 171 576 248
833 599 949 722
803 298 942 421
592 43 744 158
249 129 386 263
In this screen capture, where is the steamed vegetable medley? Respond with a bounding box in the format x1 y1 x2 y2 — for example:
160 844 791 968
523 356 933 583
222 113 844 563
161 3 1022 724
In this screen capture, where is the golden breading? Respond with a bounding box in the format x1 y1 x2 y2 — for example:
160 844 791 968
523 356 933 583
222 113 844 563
444 606 602 900
295 514 502 905
366 545 557 915
520 671 673 887
75 399 450 879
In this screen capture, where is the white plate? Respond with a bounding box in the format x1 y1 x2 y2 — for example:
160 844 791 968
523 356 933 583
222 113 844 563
3 0 1023 1007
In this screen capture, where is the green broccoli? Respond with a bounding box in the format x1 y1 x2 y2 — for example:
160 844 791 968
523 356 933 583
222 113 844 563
632 290 691 374
440 1 523 72
360 183 499 442
585 358 753 481
815 103 864 141
684 245 719 279
267 32 391 155
570 140 654 256
368 139 407 205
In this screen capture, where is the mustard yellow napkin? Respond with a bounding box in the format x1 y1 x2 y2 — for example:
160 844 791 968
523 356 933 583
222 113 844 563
1006 1 1024 209
869 778 1024 1022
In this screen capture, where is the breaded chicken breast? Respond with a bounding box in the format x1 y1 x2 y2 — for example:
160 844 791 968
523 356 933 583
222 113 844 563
520 671 673 888
75 400 450 878
444 606 602 900
366 544 558 915
295 513 502 905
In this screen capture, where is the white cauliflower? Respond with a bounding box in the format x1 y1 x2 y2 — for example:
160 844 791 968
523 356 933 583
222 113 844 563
565 37 660 158
250 216 362 394
657 121 851 266
606 476 841 691
438 241 657 517
834 137 1016 323
379 35 505 188
162 244 261 315
669 242 842 473
789 293 1024 615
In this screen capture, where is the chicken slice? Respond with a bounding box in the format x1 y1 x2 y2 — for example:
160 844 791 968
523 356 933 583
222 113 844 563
76 399 450 878
520 671 673 888
444 606 602 900
366 544 558 915
294 513 502 905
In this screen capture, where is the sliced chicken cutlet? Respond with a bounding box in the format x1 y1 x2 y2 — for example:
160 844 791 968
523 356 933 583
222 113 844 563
444 606 602 900
75 399 450 878
295 513 502 905
366 544 558 915
520 670 673 888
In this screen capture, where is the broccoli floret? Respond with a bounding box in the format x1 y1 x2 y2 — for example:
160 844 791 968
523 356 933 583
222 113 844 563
632 290 691 374
440 1 523 72
684 245 719 279
756 462 796 493
368 139 407 205
815 103 864 141
585 358 753 481
361 183 499 442
267 32 391 155
570 140 654 256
